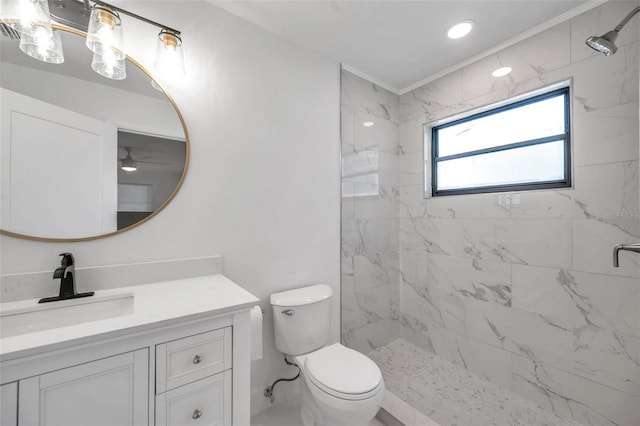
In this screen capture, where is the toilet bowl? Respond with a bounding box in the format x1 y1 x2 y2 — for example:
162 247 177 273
295 343 384 426
270 285 385 426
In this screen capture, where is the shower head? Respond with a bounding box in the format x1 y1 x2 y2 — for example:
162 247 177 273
585 30 619 56
585 6 639 56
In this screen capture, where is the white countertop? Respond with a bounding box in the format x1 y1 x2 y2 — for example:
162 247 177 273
0 275 259 361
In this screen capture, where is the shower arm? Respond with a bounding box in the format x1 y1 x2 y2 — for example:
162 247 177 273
614 6 640 32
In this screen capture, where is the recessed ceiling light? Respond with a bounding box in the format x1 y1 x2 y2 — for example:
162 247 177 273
363 121 375 127
447 20 474 39
492 66 512 77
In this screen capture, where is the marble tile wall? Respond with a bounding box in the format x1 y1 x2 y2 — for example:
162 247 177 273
397 2 640 425
341 70 401 354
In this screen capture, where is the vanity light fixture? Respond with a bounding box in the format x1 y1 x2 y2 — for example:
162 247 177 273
447 20 474 39
19 27 64 64
491 66 512 77
2 0 60 62
91 46 126 80
363 121 375 127
155 29 185 78
2 0 52 33
0 0 185 80
85 4 124 60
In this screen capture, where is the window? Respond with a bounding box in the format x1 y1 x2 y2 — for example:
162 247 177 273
118 183 152 212
429 85 571 196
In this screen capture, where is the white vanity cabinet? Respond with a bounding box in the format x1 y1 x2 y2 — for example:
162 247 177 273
0 276 256 426
155 328 233 426
18 349 149 426
2 319 247 426
1 382 17 426
156 371 232 426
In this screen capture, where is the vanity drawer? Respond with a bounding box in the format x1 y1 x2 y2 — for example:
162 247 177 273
155 370 231 426
156 327 231 393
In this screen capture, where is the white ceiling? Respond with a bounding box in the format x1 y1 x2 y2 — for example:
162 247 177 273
210 0 591 93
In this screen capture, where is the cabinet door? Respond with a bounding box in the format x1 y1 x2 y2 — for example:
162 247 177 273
1 382 17 426
155 370 231 426
19 349 149 426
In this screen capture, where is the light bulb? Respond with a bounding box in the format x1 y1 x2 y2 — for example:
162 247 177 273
19 27 63 64
155 29 185 79
86 5 125 60
92 48 126 80
14 0 52 35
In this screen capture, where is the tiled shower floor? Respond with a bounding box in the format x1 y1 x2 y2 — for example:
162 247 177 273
368 339 583 426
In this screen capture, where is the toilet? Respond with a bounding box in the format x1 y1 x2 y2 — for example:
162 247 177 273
270 284 384 426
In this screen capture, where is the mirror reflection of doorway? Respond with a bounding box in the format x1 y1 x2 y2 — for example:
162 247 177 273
116 130 186 230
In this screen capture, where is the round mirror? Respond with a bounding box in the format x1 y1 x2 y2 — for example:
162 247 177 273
0 25 189 241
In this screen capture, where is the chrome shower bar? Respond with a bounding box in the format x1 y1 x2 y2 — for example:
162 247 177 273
613 242 640 267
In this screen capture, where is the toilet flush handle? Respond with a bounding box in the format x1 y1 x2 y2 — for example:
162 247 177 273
281 309 295 316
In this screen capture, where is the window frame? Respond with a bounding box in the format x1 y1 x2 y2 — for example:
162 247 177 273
430 85 572 197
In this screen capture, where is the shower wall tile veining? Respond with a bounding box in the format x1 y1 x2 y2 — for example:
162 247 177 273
341 1 640 425
341 70 401 353
399 2 640 425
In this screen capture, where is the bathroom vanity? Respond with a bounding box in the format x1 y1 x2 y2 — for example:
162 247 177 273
0 275 259 426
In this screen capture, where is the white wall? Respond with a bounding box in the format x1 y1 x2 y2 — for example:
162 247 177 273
0 0 340 414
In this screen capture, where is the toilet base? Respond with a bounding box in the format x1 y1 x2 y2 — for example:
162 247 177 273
298 371 383 426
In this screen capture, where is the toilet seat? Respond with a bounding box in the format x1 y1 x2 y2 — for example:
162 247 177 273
302 343 383 401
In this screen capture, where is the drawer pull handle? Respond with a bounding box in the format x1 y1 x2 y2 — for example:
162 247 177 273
192 409 203 420
193 355 203 364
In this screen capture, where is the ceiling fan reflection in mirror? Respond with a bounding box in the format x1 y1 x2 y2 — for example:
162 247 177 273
119 146 169 172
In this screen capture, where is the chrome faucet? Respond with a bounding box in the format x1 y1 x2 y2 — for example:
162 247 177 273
613 243 640 267
39 253 94 303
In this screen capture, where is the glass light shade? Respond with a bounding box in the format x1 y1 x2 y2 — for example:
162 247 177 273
91 48 126 80
154 30 185 79
1 0 52 35
150 78 164 92
19 27 64 64
0 0 22 28
86 5 125 60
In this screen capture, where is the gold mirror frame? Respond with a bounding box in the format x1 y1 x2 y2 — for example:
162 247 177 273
0 24 190 242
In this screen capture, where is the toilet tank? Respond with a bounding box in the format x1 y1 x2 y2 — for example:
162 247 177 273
270 284 333 356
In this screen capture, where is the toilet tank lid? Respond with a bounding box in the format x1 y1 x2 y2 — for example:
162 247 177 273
270 284 333 307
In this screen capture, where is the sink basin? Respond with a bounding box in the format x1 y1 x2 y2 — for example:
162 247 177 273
0 292 134 338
